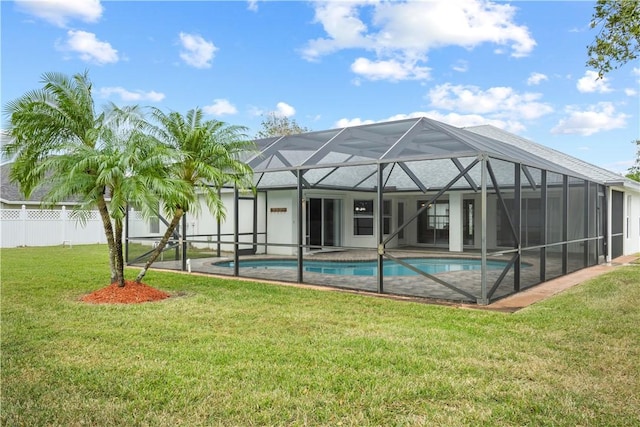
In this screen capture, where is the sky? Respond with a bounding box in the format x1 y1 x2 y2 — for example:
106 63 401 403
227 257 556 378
1 0 639 174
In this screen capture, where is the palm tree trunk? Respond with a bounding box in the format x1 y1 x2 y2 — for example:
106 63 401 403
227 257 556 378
96 194 119 283
135 208 184 283
114 220 125 287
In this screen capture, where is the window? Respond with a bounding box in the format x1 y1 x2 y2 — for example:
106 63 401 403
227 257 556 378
150 216 160 234
353 200 374 235
627 195 632 239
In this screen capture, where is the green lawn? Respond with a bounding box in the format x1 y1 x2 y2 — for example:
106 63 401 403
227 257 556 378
2 245 639 426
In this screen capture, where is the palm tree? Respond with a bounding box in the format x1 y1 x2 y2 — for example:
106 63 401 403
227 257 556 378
134 107 255 283
2 71 171 287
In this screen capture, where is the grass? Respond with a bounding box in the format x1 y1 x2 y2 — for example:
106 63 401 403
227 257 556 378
2 245 639 426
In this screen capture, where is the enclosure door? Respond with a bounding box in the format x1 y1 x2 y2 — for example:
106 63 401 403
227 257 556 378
611 190 623 259
417 200 449 246
306 198 341 249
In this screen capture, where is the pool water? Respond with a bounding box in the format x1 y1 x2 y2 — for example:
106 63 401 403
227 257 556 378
214 258 508 276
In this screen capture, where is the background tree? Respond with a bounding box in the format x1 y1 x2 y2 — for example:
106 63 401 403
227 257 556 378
134 107 255 283
626 139 640 182
2 71 173 287
255 112 310 138
587 0 640 77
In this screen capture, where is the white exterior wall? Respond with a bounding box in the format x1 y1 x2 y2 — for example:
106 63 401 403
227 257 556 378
189 190 239 252
266 190 297 255
184 190 267 254
127 208 161 241
263 190 414 255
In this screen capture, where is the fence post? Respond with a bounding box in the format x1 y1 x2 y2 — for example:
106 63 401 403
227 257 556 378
21 205 27 247
62 206 67 244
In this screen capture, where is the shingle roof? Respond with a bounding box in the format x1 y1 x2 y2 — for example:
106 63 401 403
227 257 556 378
1 163 82 205
464 124 638 189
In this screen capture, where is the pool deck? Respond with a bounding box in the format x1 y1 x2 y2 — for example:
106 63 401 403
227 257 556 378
480 254 639 312
137 252 638 312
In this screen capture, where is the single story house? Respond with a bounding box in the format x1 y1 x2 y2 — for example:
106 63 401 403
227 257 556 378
126 117 640 304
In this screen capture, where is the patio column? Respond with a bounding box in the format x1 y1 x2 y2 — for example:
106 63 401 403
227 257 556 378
449 192 463 252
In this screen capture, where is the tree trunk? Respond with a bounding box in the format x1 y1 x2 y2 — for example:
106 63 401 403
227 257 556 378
96 194 119 283
114 220 125 287
135 208 184 283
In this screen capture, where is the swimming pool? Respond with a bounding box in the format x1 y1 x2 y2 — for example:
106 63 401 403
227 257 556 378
214 258 508 276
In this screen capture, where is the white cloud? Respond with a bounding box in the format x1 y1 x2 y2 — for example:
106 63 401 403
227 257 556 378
427 83 553 120
577 70 612 93
203 99 238 116
302 2 372 61
15 0 103 27
302 0 535 81
335 83 557 133
350 57 430 81
98 87 165 102
247 0 259 12
526 72 548 86
248 106 265 117
452 60 469 73
178 32 217 69
335 117 376 128
335 111 526 133
58 30 118 64
551 102 629 136
253 102 296 118
632 67 640 76
275 102 296 117
625 88 638 96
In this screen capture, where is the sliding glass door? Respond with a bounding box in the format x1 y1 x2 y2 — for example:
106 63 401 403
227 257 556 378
306 198 341 249
417 200 449 246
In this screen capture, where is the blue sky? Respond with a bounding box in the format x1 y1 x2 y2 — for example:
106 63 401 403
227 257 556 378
1 0 638 173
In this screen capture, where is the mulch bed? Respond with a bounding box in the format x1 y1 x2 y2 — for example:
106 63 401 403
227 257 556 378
81 280 170 304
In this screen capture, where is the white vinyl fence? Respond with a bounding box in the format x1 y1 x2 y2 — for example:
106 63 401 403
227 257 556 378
0 206 106 248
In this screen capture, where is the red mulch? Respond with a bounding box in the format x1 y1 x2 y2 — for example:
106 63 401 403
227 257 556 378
81 280 170 304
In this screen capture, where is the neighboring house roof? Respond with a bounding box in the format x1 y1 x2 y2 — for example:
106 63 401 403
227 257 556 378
0 163 82 205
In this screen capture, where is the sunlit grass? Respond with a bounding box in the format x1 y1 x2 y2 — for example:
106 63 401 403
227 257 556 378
2 245 639 426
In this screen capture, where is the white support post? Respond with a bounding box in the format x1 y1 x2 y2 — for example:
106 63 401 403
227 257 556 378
449 192 463 252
